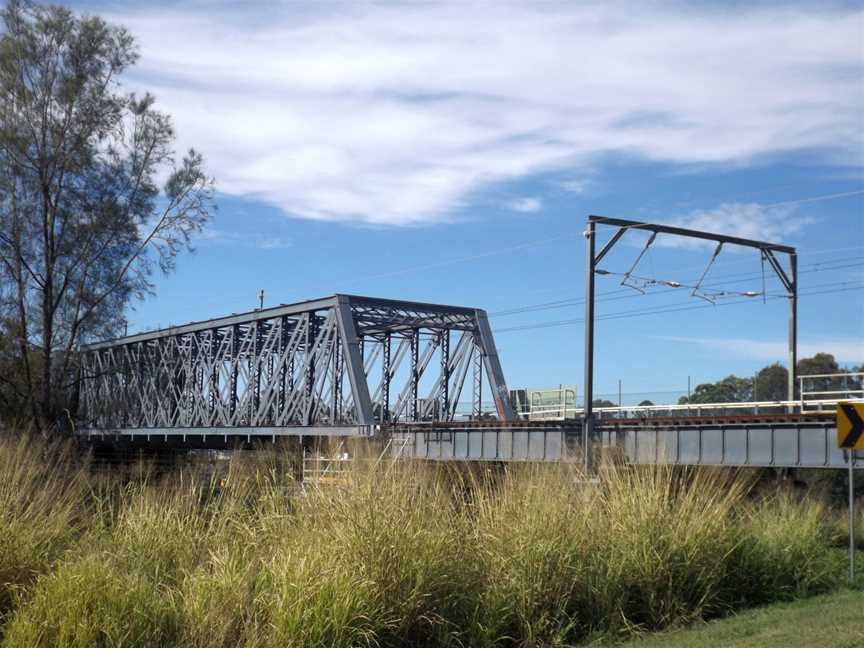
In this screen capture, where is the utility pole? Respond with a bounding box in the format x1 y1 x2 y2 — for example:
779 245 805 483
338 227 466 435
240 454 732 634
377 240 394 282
788 252 798 402
583 220 596 472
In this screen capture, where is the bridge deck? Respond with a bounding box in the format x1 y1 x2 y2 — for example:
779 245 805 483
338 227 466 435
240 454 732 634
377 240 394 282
387 411 860 468
77 402 862 469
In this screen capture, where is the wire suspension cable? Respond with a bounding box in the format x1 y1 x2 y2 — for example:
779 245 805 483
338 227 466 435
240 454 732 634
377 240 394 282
690 242 724 303
620 232 657 293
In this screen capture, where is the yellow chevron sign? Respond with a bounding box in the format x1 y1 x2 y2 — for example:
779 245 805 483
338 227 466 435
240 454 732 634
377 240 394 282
837 402 864 449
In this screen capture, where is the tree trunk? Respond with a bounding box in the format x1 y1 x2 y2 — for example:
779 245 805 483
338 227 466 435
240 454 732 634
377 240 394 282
39 188 54 431
10 176 39 426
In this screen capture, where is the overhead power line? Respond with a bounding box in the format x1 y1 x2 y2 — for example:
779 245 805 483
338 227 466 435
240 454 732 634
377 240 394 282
490 257 864 317
492 281 864 334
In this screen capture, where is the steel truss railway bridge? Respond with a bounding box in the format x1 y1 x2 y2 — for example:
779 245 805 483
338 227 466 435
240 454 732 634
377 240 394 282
79 294 513 439
78 293 861 470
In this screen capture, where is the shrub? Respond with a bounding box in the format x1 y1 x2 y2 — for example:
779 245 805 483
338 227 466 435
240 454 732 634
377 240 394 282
177 546 264 648
2 554 179 647
472 465 597 646
260 546 382 648
728 493 839 606
279 461 483 648
473 465 753 645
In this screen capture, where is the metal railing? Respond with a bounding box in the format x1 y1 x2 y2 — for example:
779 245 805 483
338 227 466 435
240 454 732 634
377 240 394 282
589 399 840 419
799 372 864 409
509 372 864 420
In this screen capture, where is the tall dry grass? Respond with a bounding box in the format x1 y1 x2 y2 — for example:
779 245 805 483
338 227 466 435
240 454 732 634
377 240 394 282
0 434 89 624
0 438 845 647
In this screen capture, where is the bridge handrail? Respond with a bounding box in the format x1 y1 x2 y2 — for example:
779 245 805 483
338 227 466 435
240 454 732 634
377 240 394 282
514 397 864 420
798 371 864 380
799 372 863 401
591 399 851 416
801 389 864 397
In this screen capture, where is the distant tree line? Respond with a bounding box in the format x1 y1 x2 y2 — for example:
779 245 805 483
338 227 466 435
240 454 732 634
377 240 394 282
678 353 863 405
589 352 862 410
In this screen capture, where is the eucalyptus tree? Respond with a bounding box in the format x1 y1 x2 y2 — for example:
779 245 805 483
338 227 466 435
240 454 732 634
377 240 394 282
0 1 214 430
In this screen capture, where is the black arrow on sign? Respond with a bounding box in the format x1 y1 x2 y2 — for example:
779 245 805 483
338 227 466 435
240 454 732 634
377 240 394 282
840 403 864 448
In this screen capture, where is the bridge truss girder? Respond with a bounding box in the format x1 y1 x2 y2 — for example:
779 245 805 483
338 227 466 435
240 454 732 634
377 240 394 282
78 294 514 432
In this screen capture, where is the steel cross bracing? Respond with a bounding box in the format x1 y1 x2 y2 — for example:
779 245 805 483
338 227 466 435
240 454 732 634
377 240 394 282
77 295 514 435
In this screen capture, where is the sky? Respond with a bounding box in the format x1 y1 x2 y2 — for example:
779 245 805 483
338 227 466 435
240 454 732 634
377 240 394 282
69 0 864 404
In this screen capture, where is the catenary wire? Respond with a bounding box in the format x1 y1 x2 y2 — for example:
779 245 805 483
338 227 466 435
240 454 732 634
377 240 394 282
492 281 864 334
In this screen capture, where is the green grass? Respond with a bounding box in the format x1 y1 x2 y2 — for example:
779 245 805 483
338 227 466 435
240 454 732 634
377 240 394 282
613 587 864 648
0 434 854 647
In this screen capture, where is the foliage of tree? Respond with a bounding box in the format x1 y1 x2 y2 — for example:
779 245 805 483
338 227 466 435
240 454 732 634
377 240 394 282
798 352 841 378
592 399 617 408
0 1 213 430
679 375 752 405
753 363 787 401
678 353 862 405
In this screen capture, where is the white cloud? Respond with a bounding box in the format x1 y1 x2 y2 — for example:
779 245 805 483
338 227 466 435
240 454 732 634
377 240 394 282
659 336 864 363
200 229 292 250
257 236 292 250
655 202 815 249
107 3 862 225
509 197 543 213
558 179 590 194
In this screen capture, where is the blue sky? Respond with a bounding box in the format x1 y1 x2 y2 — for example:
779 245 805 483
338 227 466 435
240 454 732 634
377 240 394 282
70 1 863 403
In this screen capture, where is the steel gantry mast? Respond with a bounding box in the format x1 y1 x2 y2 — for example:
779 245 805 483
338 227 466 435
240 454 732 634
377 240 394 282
582 216 797 470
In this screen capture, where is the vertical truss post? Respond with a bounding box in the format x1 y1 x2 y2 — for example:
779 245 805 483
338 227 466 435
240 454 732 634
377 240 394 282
209 330 217 422
410 329 419 421
266 333 274 425
382 333 391 422
304 313 316 423
288 337 295 402
194 332 204 426
278 316 288 417
138 343 147 425
440 330 450 420
171 338 182 426
253 321 261 424
120 345 129 428
333 335 342 422
230 324 239 422
472 342 483 420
